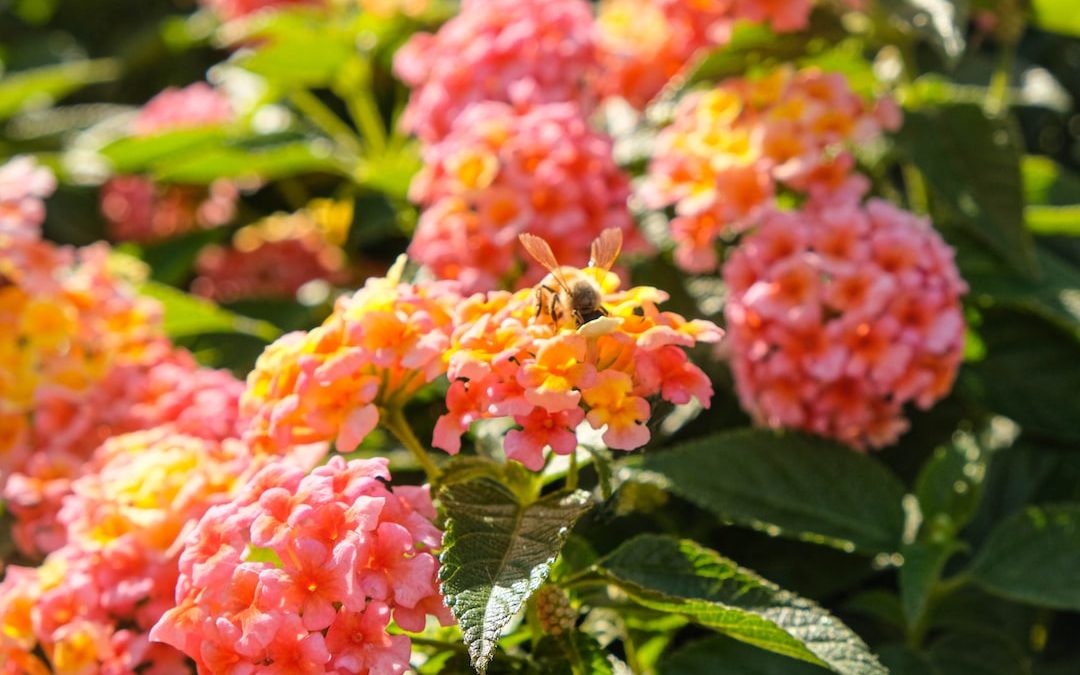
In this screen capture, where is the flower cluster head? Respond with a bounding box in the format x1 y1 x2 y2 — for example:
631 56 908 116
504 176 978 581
5 345 245 556
0 429 255 674
241 262 461 455
151 455 452 674
0 155 56 242
434 231 722 469
193 200 353 303
643 66 902 272
408 101 643 292
595 0 815 107
723 199 967 449
102 83 237 243
394 0 599 142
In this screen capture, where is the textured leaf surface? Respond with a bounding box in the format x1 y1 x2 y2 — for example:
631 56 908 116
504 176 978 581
438 480 593 673
594 535 887 675
970 504 1080 610
640 429 906 553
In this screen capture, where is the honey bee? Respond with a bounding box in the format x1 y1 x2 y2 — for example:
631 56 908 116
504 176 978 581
518 228 625 337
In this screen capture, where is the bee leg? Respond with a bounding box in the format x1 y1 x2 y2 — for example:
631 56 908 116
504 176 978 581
534 286 545 317
599 306 609 316
549 293 562 327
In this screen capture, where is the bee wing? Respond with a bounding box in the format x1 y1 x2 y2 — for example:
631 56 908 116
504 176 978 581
589 228 623 272
519 232 571 291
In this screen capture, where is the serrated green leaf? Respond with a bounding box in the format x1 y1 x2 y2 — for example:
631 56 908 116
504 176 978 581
969 504 1080 610
0 59 120 120
658 634 830 675
639 429 906 554
899 103 1037 277
139 281 281 342
438 480 593 674
594 535 887 675
1030 0 1080 37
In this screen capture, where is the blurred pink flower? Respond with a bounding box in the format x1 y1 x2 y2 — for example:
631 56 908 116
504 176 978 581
723 199 967 449
0 155 56 242
132 83 232 136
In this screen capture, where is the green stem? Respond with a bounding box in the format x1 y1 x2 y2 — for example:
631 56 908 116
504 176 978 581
289 89 363 158
381 407 441 482
907 572 972 648
901 162 930 215
987 39 1016 118
566 451 579 492
348 89 388 153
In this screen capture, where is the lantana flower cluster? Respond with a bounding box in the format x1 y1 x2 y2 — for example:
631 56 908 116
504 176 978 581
0 429 256 674
150 455 453 674
5 345 245 556
100 83 238 243
0 155 56 241
433 266 723 469
643 66 902 273
394 0 599 143
241 265 462 455
723 199 967 449
595 0 815 107
193 200 353 303
408 102 644 292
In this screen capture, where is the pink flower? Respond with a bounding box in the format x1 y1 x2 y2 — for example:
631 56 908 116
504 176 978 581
151 457 452 673
395 0 599 142
723 199 967 449
201 0 326 22
133 83 232 136
0 156 56 241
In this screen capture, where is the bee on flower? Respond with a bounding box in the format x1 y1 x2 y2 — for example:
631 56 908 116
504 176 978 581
434 229 723 470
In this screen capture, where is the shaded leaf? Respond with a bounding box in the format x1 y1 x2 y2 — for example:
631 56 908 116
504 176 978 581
899 540 960 627
915 433 990 536
594 535 887 675
900 103 1037 276
438 480 593 673
928 632 1031 675
0 59 119 120
881 0 969 63
533 632 614 675
969 504 1080 610
640 429 906 554
658 634 830 675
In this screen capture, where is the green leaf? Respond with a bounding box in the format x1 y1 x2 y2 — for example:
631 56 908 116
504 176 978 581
880 0 969 63
1026 206 1080 236
899 540 960 627
877 644 939 675
0 59 120 120
1030 0 1080 37
658 634 830 674
969 504 1080 610
238 34 356 88
533 632 614 675
962 310 1080 442
915 433 989 536
593 535 887 675
100 127 230 174
1022 155 1080 207
899 103 1037 276
928 632 1031 675
639 429 906 554
139 281 281 342
152 138 340 183
438 480 594 674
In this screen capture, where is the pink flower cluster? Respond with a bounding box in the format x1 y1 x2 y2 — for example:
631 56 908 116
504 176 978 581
192 202 351 303
723 199 967 449
0 429 256 674
595 0 815 107
151 455 452 674
394 0 598 143
643 66 902 272
5 345 245 556
433 264 722 469
0 155 56 242
101 84 237 243
241 268 461 455
408 102 644 292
